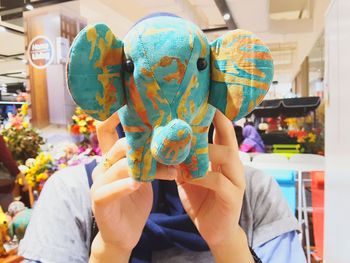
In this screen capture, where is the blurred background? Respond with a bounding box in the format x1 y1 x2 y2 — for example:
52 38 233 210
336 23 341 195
0 0 347 262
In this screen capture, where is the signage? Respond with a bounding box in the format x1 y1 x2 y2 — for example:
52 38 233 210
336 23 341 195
28 35 54 69
56 37 70 64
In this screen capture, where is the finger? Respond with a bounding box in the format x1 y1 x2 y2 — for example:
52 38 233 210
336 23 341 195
97 161 178 186
208 144 238 165
92 177 141 205
212 111 245 188
176 171 240 205
93 158 129 188
208 143 245 188
96 112 120 154
212 110 238 150
93 137 128 181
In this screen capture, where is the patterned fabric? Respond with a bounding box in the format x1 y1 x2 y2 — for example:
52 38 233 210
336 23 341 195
67 15 274 181
209 30 274 121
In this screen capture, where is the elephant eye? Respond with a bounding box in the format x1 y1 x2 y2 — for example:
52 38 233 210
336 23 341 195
124 59 134 73
197 58 207 71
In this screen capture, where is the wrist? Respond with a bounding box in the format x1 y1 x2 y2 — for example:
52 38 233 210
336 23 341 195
209 226 254 263
90 233 131 263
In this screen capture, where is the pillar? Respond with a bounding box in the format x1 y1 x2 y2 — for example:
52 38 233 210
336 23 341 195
24 2 86 128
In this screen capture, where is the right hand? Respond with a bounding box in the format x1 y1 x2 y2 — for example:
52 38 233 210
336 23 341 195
91 113 176 260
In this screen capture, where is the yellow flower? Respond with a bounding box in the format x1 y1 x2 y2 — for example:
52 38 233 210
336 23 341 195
25 174 35 187
23 122 29 128
297 138 305 143
308 133 317 143
42 173 49 180
36 172 49 182
17 177 23 185
305 115 313 124
79 127 87 133
20 103 28 116
286 118 297 125
78 120 87 127
76 107 83 115
59 163 67 169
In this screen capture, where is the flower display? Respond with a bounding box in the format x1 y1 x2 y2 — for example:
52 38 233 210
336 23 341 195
70 107 97 137
284 101 325 155
287 126 324 155
18 141 101 192
1 103 45 164
18 153 55 192
69 107 101 156
48 141 97 167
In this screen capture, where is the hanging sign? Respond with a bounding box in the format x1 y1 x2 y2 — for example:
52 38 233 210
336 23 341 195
28 35 54 69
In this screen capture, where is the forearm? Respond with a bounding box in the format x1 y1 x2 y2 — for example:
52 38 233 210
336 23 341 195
89 233 131 263
210 227 254 263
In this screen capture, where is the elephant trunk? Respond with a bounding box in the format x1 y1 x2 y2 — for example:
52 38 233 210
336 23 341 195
151 119 192 165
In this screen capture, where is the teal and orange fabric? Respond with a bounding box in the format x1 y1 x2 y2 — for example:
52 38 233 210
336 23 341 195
67 15 274 182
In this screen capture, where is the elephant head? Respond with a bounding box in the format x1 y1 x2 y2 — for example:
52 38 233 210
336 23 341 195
67 14 273 181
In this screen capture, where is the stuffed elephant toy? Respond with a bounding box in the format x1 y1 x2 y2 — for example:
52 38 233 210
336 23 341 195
67 14 273 182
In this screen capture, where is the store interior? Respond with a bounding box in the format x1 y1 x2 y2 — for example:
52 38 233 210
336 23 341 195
0 0 348 262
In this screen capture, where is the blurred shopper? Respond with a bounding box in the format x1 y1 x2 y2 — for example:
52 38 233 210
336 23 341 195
0 135 27 210
240 125 265 153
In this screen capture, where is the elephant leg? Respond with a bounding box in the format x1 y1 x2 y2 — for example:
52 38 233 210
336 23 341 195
125 131 158 182
180 126 210 179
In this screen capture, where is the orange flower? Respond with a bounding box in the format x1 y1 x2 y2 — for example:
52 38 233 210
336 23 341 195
87 125 96 133
71 125 80 135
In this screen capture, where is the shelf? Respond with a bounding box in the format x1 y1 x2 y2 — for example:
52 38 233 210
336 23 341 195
0 101 25 105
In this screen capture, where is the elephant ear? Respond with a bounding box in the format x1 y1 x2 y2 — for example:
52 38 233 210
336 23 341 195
67 23 125 121
209 29 273 121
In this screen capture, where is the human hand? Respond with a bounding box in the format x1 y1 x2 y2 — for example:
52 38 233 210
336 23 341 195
175 111 253 262
91 113 176 262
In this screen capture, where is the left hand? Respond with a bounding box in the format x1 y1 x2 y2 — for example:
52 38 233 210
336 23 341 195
175 110 246 248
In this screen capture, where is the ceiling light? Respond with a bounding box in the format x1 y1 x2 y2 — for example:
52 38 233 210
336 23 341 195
25 4 34 11
223 13 230 21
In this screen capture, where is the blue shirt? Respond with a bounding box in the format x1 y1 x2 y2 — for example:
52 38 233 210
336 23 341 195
255 231 306 263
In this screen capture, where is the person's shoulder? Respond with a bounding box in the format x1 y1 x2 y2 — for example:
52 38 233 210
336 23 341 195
19 163 92 263
47 163 89 190
243 165 289 208
40 163 91 205
243 165 275 189
242 165 299 247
